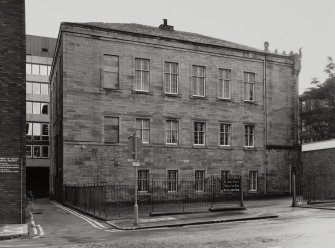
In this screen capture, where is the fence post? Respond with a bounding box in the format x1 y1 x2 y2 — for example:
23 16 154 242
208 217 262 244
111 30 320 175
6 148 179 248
291 173 296 207
313 176 316 203
240 176 244 208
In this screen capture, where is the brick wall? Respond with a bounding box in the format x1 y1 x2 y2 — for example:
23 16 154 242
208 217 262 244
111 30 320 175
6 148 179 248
0 0 26 223
52 24 299 196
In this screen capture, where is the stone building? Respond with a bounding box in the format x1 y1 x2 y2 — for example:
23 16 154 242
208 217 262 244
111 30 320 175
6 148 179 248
26 35 56 198
0 0 26 224
51 20 301 199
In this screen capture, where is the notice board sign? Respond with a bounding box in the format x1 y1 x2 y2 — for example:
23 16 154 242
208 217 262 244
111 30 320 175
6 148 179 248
0 157 20 173
222 177 240 192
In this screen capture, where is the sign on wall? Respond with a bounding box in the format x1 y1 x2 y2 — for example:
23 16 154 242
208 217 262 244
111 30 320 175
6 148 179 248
0 157 20 173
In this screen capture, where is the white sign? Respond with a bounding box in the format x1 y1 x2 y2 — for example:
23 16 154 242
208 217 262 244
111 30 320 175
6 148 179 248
132 161 140 167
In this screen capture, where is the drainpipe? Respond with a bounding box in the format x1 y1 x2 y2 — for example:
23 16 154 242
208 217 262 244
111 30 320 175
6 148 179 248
263 52 268 195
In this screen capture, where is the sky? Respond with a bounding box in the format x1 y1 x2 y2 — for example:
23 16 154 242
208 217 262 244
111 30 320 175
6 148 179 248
26 0 335 94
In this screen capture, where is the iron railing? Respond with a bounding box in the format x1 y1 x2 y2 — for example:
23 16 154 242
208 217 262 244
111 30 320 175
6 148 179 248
63 176 243 220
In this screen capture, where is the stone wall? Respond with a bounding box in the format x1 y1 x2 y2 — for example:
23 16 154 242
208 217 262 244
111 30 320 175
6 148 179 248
52 23 299 196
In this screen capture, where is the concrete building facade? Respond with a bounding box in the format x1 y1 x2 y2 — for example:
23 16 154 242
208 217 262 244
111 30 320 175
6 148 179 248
26 35 56 198
51 21 301 199
0 0 26 224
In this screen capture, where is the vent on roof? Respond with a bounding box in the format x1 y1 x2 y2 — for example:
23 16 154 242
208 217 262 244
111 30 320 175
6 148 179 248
42 48 48 52
159 19 174 31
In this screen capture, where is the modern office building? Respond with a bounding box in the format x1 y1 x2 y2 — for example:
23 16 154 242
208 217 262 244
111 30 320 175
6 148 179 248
51 20 301 199
0 0 26 224
26 35 56 198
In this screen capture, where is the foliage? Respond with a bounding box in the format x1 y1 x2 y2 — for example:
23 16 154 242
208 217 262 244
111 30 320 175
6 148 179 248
300 57 335 142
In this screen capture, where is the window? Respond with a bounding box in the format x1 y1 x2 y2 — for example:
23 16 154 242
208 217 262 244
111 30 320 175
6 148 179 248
26 82 33 94
42 124 49 141
26 63 51 76
166 120 178 144
26 63 32 74
195 170 205 192
39 65 48 76
249 170 258 191
27 122 49 141
26 123 32 140
104 117 119 143
41 146 49 158
168 170 178 192
135 58 150 91
218 69 231 99
32 82 41 95
40 84 49 95
33 145 41 158
219 123 231 146
26 102 32 114
26 145 32 158
41 103 49 114
244 72 255 101
245 125 255 147
136 118 150 144
102 54 119 89
33 123 41 141
221 170 230 190
33 102 40 114
194 122 206 145
192 65 205 97
138 170 149 192
164 62 178 94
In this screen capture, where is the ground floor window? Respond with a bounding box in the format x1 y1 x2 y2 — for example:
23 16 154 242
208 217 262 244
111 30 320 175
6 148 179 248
168 170 178 192
195 170 205 192
138 170 149 192
249 170 258 191
220 170 230 190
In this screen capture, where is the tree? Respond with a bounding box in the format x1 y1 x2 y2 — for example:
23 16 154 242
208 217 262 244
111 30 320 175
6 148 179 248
300 57 335 142
324 56 335 78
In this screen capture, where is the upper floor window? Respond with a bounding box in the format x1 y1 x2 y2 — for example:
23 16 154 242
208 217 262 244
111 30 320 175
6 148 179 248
26 82 49 95
219 123 231 146
166 120 178 144
194 122 206 145
26 63 51 76
102 54 119 89
26 122 49 141
136 118 150 144
104 117 119 143
26 101 49 115
164 62 178 94
218 69 231 99
243 72 255 101
135 58 150 91
244 125 255 147
192 65 205 97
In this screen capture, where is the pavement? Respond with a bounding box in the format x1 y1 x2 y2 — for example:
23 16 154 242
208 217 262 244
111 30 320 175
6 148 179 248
0 224 28 240
0 197 297 240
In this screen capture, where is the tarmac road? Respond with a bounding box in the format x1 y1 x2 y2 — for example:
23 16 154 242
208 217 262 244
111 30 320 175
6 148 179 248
1 199 335 248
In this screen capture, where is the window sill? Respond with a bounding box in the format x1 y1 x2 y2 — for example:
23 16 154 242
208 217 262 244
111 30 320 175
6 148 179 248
132 90 153 95
165 144 180 148
217 98 232 102
243 146 256 150
193 145 207 149
162 93 181 98
102 88 122 93
190 95 208 100
219 145 233 149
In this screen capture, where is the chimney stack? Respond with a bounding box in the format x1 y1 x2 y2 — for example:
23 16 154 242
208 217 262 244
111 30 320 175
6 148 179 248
159 19 174 31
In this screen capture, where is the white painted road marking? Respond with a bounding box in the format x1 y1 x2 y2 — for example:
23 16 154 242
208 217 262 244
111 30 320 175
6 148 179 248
51 201 107 229
37 225 44 236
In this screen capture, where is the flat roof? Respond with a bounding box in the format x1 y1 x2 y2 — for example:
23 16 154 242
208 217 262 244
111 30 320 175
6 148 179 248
302 139 335 152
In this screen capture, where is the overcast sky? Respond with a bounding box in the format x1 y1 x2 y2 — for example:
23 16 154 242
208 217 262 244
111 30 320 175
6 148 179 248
26 0 335 93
